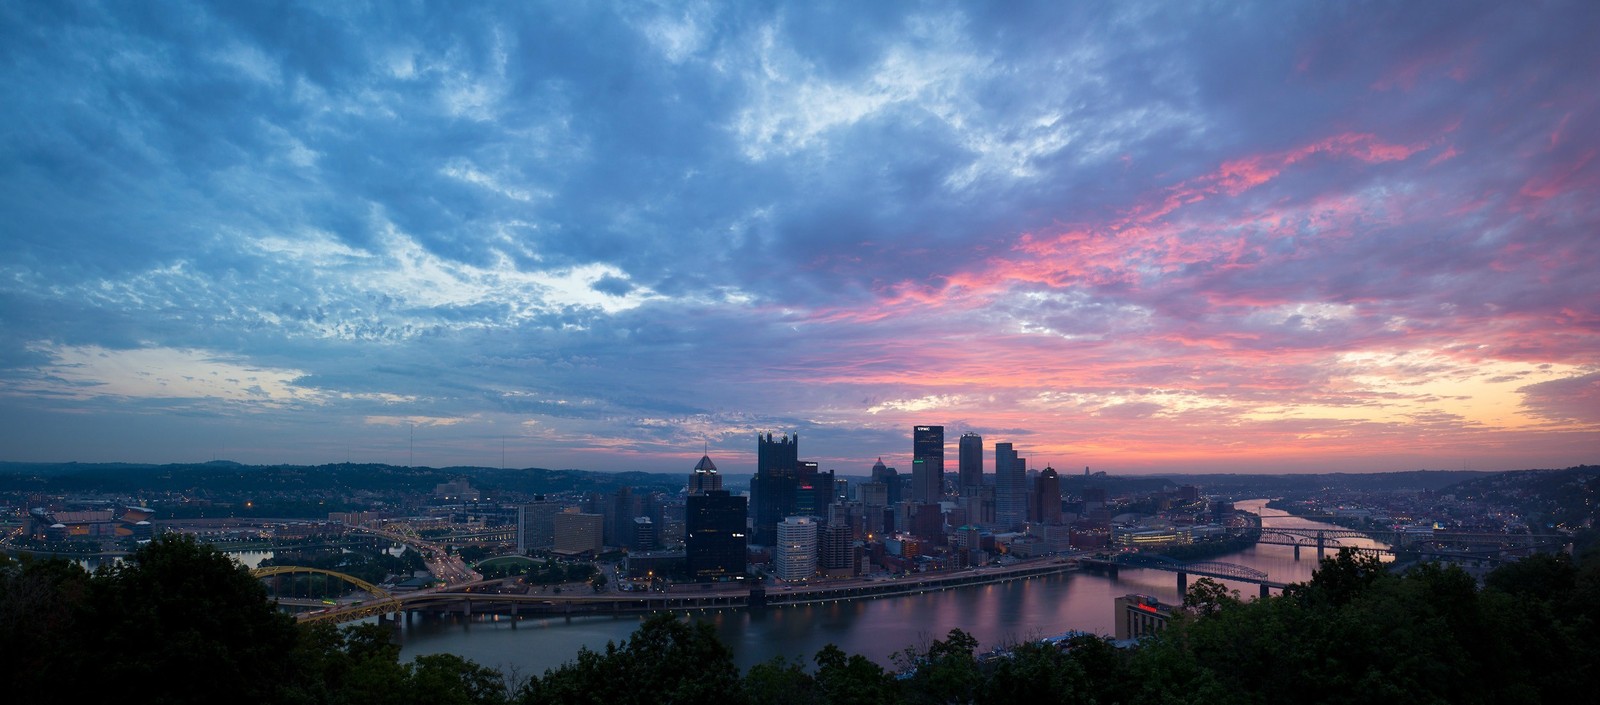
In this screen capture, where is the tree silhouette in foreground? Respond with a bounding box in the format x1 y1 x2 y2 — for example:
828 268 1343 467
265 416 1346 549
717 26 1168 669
6 541 1600 704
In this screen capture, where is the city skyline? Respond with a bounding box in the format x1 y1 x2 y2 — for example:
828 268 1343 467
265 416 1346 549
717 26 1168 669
1 2 1596 475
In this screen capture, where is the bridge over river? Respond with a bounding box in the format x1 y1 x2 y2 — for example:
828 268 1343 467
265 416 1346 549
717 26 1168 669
255 558 1079 625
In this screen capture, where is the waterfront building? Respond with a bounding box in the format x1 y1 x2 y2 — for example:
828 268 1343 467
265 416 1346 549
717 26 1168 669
775 516 818 581
516 497 561 554
1114 527 1189 548
958 432 983 494
819 522 854 577
912 425 945 502
553 512 605 555
686 490 747 582
1114 594 1174 640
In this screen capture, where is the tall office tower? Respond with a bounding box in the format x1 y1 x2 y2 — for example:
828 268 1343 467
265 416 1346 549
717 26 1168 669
608 487 639 546
913 425 945 501
630 516 657 550
774 516 818 581
958 432 983 495
516 497 560 554
688 453 722 494
686 489 747 582
911 503 945 544
1032 466 1062 524
870 458 901 505
910 458 931 505
752 433 799 546
795 461 835 517
819 522 854 575
995 442 1026 530
859 481 888 536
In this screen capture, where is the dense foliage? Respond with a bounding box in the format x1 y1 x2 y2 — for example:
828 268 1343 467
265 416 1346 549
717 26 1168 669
4 537 1597 704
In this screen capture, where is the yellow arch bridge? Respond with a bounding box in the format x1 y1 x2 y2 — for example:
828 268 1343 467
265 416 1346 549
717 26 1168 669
250 566 401 625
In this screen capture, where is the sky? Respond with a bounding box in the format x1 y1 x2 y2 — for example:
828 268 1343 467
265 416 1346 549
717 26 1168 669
1 1 1596 476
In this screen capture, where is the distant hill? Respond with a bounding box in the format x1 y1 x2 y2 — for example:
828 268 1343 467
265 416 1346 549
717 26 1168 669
0 461 687 496
1438 464 1600 532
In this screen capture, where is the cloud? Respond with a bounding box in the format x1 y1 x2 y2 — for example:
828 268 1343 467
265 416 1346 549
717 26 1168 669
0 1 1596 472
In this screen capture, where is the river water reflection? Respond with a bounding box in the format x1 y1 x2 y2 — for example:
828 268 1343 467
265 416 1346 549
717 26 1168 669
398 499 1384 673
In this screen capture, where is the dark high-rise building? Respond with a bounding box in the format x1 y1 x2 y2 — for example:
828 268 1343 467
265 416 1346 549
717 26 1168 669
913 425 945 502
630 516 657 551
686 490 747 582
958 432 983 494
607 486 639 547
995 442 1026 530
1032 466 1062 524
752 433 799 546
870 458 901 505
796 461 835 517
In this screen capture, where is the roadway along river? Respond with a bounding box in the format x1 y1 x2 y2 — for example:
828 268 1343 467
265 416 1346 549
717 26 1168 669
396 499 1387 674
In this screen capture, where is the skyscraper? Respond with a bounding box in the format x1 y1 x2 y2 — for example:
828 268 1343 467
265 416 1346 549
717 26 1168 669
688 453 722 494
775 516 818 581
752 432 799 546
686 489 747 582
795 460 834 517
912 425 944 502
1032 466 1062 524
958 432 983 494
995 442 1026 530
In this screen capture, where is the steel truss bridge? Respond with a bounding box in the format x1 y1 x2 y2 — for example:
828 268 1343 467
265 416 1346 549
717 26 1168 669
1080 553 1287 597
1253 524 1564 565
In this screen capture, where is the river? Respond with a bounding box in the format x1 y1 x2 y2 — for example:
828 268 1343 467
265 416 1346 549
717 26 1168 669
397 499 1387 674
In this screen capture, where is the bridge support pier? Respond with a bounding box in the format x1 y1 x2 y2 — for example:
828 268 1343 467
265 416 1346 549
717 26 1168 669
1316 532 1326 561
1260 583 1269 599
1177 571 1187 596
1293 544 1300 560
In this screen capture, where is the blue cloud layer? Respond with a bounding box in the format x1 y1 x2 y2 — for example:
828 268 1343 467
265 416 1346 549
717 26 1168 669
1 1 1595 473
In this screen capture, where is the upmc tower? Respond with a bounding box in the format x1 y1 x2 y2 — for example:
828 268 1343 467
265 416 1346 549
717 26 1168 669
912 425 945 503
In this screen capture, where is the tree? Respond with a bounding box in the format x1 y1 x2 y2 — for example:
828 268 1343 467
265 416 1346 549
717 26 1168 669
84 533 306 704
743 656 819 705
0 555 93 700
814 644 899 705
1182 577 1240 616
895 629 981 705
411 653 510 705
522 613 741 705
1285 546 1387 607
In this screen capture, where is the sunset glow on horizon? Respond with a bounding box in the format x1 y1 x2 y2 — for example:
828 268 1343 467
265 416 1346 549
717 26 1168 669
0 2 1595 475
